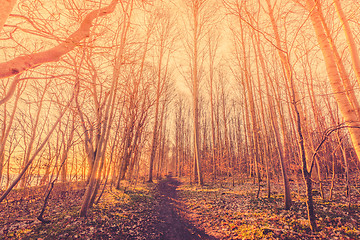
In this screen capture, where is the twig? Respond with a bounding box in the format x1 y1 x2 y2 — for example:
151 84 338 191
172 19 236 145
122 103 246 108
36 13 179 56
310 122 360 175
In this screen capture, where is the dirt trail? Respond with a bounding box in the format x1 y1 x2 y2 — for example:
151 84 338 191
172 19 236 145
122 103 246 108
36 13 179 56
154 175 217 240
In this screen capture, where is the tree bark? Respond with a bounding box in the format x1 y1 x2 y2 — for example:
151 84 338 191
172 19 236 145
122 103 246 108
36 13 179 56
0 0 17 32
191 0 204 186
315 1 360 119
305 0 360 164
333 0 360 88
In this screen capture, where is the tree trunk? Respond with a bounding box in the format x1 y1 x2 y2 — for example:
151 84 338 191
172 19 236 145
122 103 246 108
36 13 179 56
294 97 317 231
333 0 360 88
237 18 261 197
192 1 203 186
254 33 291 208
305 0 360 164
0 80 21 183
208 34 218 181
0 96 73 203
315 1 360 119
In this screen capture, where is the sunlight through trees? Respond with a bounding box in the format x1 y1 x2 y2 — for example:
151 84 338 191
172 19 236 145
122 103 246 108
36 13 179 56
1 0 360 236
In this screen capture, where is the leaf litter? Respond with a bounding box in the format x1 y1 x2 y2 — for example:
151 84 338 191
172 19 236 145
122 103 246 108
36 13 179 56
0 176 359 239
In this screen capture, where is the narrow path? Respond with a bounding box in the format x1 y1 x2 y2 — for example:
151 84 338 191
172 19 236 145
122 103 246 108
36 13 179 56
154 175 217 240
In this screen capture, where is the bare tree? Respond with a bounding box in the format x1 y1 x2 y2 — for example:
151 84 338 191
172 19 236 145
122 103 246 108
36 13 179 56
148 6 175 182
182 0 217 185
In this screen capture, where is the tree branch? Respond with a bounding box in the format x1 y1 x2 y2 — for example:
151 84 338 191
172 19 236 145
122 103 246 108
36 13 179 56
0 74 21 105
310 122 360 174
0 0 17 32
0 0 118 80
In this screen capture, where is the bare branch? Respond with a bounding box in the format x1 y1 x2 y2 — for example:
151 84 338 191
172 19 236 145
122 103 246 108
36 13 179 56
0 0 118 80
310 122 360 174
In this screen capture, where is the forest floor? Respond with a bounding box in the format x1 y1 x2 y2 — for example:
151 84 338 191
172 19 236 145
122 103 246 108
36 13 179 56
0 175 360 239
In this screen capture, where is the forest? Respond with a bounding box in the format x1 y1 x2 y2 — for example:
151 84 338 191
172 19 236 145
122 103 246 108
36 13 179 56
0 0 360 239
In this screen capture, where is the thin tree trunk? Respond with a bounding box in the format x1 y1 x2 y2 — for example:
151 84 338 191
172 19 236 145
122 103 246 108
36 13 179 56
294 96 317 231
208 34 218 181
0 95 73 203
255 33 291 208
192 1 203 186
20 83 48 188
236 19 261 197
0 79 21 183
